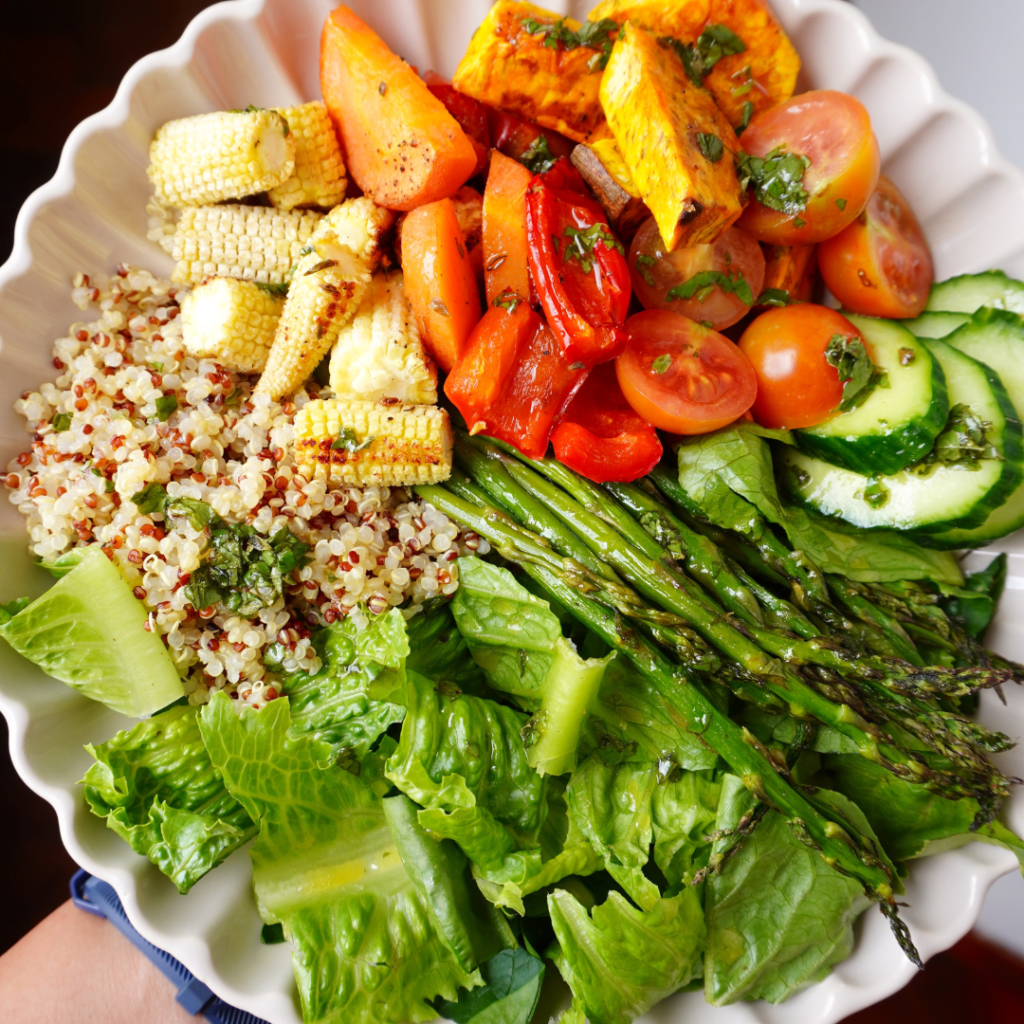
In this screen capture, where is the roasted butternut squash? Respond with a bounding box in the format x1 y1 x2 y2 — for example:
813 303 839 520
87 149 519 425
600 22 743 251
320 5 477 210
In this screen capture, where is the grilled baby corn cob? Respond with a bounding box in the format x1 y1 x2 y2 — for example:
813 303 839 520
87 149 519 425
180 277 284 373
149 108 295 208
329 273 437 404
255 198 395 400
170 205 323 286
268 101 348 211
293 399 452 487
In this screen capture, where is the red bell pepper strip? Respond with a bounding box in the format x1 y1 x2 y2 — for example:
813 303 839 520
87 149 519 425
487 107 575 169
423 71 490 177
446 293 587 459
526 160 631 368
551 362 662 483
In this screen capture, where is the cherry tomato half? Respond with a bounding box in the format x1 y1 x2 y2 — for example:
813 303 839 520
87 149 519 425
818 175 934 319
738 304 869 429
737 91 881 246
616 310 757 434
629 219 766 331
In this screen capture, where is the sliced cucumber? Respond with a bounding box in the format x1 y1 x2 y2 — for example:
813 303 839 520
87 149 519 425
782 340 1022 534
924 308 1024 548
793 315 948 476
902 310 971 339
926 270 1024 315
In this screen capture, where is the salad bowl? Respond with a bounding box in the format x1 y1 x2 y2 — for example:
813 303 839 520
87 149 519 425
1 1 1024 1023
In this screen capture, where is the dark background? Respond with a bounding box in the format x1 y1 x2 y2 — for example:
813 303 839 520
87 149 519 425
1 1 1024 1021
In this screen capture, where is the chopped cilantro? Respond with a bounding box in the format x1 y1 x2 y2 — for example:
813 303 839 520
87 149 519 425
331 427 374 453
562 222 625 274
52 412 72 432
663 23 745 88
129 484 221 532
737 100 755 135
130 483 169 516
757 287 793 307
912 404 1004 471
154 395 178 421
736 146 811 215
493 289 524 313
255 280 289 297
666 268 754 307
793 217 807 229
634 253 658 287
520 16 619 71
697 132 724 162
651 354 672 375
519 134 557 175
825 333 889 413
835 197 848 211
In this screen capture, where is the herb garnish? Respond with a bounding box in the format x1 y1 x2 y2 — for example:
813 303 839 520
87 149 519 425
697 132 724 163
520 16 619 71
667 269 754 307
663 24 746 88
154 395 178 422
52 412 72 432
331 427 375 453
255 280 290 297
736 147 811 215
652 354 672 375
562 223 625 274
737 100 755 135
756 287 793 307
824 334 889 412
835 198 848 211
91 466 115 493
129 483 219 531
493 288 524 313
519 135 557 175
912 404 1004 471
862 477 890 510
634 253 658 287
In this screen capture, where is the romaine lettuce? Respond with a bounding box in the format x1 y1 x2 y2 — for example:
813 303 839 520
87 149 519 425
433 946 545 1024
199 692 479 1024
0 545 184 716
81 705 257 893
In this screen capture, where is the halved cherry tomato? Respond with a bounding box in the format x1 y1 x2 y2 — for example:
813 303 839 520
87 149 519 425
616 310 757 434
551 363 663 483
737 91 881 246
445 298 587 459
423 71 490 177
526 160 631 367
818 175 934 319
629 218 766 331
738 304 870 429
487 107 575 168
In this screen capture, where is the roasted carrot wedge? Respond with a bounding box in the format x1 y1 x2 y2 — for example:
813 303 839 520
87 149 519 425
482 150 534 307
320 5 478 210
402 198 483 372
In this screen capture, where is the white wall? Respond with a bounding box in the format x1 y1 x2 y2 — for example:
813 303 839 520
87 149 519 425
852 0 1024 959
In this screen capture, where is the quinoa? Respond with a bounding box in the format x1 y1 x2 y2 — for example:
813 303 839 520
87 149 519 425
5 265 488 711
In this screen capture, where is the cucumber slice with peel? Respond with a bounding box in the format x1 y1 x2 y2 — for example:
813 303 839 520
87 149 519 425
902 310 971 339
783 339 1022 535
926 270 1024 315
794 315 948 476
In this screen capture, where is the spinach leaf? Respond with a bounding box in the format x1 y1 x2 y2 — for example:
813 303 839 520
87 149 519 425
433 947 545 1024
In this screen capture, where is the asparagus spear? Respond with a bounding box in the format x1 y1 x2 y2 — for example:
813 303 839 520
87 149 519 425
415 481 922 966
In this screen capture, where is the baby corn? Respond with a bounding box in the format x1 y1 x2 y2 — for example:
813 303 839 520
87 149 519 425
170 205 323 286
180 277 284 373
149 108 295 208
268 101 348 211
329 273 437 404
255 198 395 400
293 399 452 487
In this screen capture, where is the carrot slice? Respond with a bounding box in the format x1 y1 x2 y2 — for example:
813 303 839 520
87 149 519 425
482 150 534 307
402 198 483 372
320 6 478 210
759 243 819 305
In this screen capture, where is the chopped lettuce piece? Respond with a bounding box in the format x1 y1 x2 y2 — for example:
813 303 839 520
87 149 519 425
199 693 478 1024
0 546 184 716
704 775 868 1005
549 886 705 1024
81 706 256 893
404 602 489 692
433 947 546 1024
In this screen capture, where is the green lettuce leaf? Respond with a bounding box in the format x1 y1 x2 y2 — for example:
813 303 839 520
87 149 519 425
549 886 705 1024
199 693 478 1024
675 426 963 585
0 545 185 716
432 947 546 1024
941 554 1007 638
280 608 408 761
452 558 615 775
826 754 1024 869
405 602 489 692
81 706 256 893
704 775 868 1005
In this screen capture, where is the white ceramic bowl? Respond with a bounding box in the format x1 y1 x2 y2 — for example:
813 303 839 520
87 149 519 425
1 2 1023 1022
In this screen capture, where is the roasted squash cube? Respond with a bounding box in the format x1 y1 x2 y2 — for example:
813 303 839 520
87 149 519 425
600 22 743 250
452 1 612 144
588 0 801 129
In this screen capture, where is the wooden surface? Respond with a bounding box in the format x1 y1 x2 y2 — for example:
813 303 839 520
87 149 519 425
1 3 1023 1022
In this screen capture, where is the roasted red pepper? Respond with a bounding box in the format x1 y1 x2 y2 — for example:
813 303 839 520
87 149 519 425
486 108 575 170
526 160 631 368
446 295 587 459
551 362 663 483
423 71 490 177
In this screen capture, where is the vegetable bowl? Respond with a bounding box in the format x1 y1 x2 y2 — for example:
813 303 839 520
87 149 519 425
1 1 1024 1024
